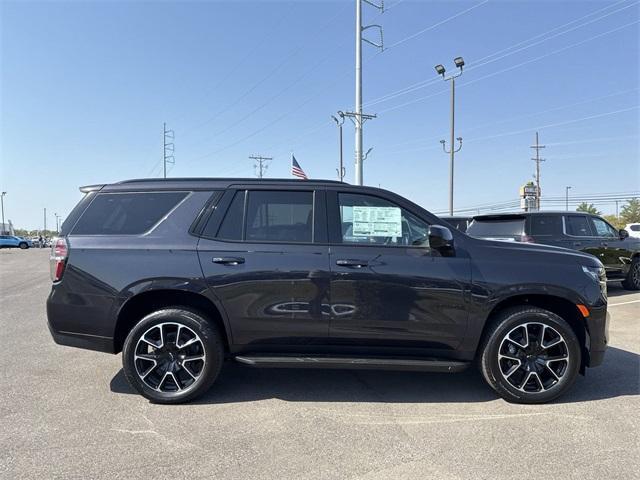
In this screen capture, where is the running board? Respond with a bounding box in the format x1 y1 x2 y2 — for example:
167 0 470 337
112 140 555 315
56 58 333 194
234 355 469 373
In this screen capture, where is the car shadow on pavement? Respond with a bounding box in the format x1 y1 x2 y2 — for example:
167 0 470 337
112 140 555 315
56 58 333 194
110 346 639 405
607 284 639 299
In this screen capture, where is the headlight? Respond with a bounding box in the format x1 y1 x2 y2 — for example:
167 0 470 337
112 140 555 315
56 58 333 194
582 265 605 282
582 265 607 298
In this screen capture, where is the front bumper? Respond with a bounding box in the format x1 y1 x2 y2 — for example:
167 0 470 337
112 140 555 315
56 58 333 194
585 307 609 368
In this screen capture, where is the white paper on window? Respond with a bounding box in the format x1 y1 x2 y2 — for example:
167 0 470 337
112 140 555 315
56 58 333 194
352 206 402 237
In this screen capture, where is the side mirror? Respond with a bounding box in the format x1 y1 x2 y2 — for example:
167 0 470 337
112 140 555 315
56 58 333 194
428 225 454 256
619 229 629 240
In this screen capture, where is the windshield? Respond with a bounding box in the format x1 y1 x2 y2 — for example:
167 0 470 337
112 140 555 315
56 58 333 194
467 218 526 237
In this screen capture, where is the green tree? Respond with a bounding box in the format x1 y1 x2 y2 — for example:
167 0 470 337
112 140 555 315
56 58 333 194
620 198 640 224
576 202 600 215
603 215 624 230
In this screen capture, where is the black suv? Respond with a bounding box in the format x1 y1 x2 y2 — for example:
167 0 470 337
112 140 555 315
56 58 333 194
47 179 609 404
466 212 640 290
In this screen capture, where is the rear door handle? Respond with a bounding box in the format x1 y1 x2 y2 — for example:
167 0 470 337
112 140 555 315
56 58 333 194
573 242 582 247
601 242 608 247
336 259 368 268
212 257 245 265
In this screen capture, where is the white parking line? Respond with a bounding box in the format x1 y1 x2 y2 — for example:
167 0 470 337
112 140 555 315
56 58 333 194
608 299 640 307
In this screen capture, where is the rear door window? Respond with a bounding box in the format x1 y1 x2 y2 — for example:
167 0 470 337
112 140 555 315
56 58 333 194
245 191 314 243
530 215 563 235
71 191 188 235
564 215 592 237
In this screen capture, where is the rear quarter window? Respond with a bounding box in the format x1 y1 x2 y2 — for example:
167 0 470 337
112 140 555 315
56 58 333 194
467 219 525 236
71 191 188 235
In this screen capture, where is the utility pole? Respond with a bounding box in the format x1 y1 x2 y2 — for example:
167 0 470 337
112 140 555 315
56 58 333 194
332 112 346 181
530 131 546 211
616 200 620 218
0 192 6 234
565 186 571 211
54 213 60 233
44 208 47 235
344 111 376 183
163 122 175 179
249 155 272 179
354 0 384 185
435 57 465 216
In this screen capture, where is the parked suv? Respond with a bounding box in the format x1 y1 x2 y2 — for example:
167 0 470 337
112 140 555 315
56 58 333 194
466 212 640 290
47 179 609 404
0 235 31 249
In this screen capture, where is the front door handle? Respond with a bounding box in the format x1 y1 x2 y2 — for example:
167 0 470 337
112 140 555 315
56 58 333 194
212 257 245 265
336 259 368 268
601 242 608 247
573 242 582 247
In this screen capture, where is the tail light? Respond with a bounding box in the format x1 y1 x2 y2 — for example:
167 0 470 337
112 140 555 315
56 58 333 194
50 237 68 282
520 235 535 243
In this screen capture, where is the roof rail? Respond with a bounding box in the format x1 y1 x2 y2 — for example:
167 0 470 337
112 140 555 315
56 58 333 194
115 177 347 185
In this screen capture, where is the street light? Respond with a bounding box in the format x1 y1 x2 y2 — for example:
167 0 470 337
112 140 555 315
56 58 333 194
54 213 60 233
0 192 6 235
331 111 346 182
565 186 572 211
435 56 465 216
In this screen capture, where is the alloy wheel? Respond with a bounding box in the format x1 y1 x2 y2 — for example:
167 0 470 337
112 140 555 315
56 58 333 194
498 322 569 393
632 262 640 285
134 322 206 392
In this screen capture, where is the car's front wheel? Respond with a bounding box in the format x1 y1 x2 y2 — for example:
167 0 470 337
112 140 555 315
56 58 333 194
122 308 224 404
480 307 581 404
621 257 640 290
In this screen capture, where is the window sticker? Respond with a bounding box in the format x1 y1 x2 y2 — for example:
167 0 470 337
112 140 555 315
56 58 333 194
352 206 402 237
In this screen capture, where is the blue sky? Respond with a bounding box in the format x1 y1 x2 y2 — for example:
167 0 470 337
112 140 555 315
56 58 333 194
1 0 638 229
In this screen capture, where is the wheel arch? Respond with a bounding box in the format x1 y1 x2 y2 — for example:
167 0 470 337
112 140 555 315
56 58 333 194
113 289 230 354
479 294 588 373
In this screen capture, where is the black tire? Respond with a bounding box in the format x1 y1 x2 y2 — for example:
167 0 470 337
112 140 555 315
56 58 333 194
122 307 224 404
479 306 581 404
621 257 640 290
18 242 28 249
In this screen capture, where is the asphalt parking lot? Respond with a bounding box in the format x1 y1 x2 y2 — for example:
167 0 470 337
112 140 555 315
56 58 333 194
1 248 638 480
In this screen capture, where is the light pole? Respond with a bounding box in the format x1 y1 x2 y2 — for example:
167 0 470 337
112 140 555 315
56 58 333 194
435 57 465 216
331 111 346 182
54 213 60 233
0 192 6 234
565 186 572 211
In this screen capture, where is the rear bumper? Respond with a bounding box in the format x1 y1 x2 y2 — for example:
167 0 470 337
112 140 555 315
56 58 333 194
585 307 609 368
47 320 114 353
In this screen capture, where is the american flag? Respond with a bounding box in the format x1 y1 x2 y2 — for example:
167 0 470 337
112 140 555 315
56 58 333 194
291 155 308 179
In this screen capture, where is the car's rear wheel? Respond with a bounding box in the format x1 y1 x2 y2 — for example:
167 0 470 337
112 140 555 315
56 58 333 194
122 308 224 404
621 257 640 290
19 242 28 249
480 307 581 404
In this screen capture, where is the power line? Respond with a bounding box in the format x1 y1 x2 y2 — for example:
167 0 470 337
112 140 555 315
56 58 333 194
169 6 299 127
365 1 637 109
379 88 638 153
180 2 352 139
376 19 639 115
385 0 489 50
